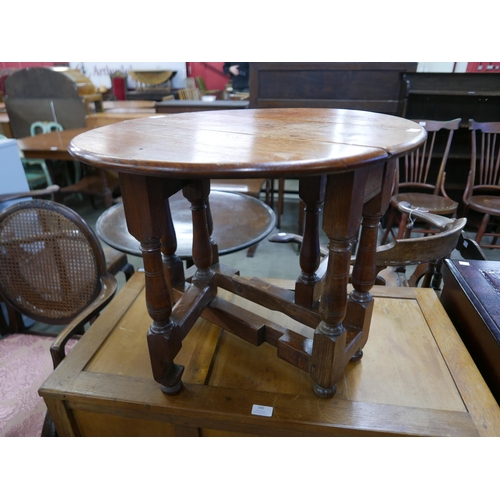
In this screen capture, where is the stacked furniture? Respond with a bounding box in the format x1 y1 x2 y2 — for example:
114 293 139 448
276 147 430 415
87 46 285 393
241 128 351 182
405 71 500 204
4 67 102 138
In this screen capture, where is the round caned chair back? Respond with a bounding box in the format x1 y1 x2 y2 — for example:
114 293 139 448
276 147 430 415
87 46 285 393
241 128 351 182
0 200 107 324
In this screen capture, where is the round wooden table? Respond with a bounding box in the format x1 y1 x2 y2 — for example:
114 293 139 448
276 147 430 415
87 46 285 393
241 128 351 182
69 108 426 397
96 190 276 259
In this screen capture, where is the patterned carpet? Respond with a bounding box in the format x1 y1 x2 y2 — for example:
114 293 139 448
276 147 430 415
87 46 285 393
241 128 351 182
0 333 76 437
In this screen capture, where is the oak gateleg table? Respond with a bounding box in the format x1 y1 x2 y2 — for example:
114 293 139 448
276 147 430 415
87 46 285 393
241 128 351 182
68 108 426 398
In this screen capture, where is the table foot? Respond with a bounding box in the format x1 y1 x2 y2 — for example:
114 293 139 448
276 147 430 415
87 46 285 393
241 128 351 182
350 349 364 362
313 383 337 398
160 378 184 395
157 363 185 395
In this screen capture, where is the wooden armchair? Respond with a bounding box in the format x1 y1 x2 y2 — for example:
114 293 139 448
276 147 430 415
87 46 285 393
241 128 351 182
270 203 467 288
374 205 466 287
0 199 118 436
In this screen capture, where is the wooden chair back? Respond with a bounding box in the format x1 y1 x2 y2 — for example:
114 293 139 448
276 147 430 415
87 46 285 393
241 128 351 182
0 199 117 340
465 120 500 200
394 118 461 196
375 207 466 271
375 203 466 287
195 76 208 93
195 76 220 98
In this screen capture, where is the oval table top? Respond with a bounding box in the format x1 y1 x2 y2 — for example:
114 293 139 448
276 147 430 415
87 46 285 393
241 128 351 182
96 190 276 258
68 108 426 179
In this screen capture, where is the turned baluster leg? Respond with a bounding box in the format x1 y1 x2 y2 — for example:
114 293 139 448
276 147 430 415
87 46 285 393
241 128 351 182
348 160 397 361
310 169 368 398
142 238 184 394
182 179 215 283
119 173 184 394
295 176 326 308
161 197 185 289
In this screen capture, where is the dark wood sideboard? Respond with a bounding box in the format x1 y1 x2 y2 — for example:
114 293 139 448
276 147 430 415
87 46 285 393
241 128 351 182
440 259 500 404
249 62 417 116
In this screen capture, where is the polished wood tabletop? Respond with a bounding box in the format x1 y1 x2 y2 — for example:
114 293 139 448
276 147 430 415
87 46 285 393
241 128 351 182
66 108 427 399
103 100 156 109
68 108 426 178
17 127 89 160
96 190 276 258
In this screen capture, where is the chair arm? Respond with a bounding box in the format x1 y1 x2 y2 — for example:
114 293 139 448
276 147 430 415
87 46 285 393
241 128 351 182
0 185 60 203
50 274 117 368
396 202 455 229
375 217 467 268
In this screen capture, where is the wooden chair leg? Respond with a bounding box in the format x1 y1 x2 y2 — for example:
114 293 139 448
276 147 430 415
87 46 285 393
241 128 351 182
491 220 500 246
475 213 490 245
431 259 444 290
277 178 285 229
381 207 397 244
397 211 409 239
264 179 273 208
246 243 259 257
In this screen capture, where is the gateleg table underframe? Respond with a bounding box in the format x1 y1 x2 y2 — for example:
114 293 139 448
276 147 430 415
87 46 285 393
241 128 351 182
68 108 426 397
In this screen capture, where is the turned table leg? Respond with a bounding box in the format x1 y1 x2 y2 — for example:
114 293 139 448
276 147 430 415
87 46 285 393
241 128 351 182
161 197 185 289
295 175 326 308
119 173 185 394
309 169 369 397
347 161 396 360
182 180 215 283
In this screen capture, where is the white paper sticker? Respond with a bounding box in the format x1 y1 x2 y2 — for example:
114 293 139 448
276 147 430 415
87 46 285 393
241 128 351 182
251 404 273 417
458 261 470 266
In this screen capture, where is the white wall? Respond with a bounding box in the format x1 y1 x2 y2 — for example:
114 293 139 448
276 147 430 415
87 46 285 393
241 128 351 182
417 62 468 72
69 62 187 90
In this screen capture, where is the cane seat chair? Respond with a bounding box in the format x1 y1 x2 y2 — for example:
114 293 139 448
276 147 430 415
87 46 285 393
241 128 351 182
0 187 134 283
0 199 118 436
381 118 461 244
463 120 500 249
